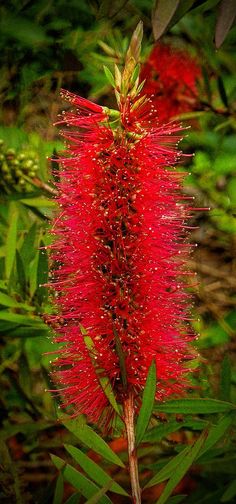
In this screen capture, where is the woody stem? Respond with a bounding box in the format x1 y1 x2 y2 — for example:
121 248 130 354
123 391 141 504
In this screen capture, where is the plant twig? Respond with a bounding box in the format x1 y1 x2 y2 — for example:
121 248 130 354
123 391 141 504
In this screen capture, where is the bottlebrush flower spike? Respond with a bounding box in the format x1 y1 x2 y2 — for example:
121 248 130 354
140 43 201 122
50 24 196 428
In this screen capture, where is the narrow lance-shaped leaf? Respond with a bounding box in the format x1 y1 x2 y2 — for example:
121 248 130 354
143 419 207 443
215 0 236 48
50 455 112 504
152 0 180 40
36 240 48 304
64 494 81 504
0 311 44 325
144 444 190 489
197 413 233 460
221 479 236 502
20 222 37 267
62 416 125 468
20 197 56 208
136 360 156 446
103 66 115 87
0 292 34 311
16 249 27 297
154 398 236 414
154 430 208 504
6 203 18 280
145 413 233 489
166 0 195 28
84 481 113 504
98 376 121 416
219 355 231 402
53 473 64 504
64 444 128 496
217 76 228 108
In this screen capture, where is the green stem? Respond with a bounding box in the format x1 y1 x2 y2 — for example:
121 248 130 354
123 391 141 504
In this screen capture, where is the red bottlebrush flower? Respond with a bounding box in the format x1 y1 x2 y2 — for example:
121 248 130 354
140 43 201 122
50 75 196 427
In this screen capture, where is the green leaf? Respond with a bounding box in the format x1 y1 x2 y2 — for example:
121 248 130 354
215 0 236 48
217 76 228 108
29 250 39 298
154 398 236 414
53 473 64 504
221 479 236 502
144 445 190 489
16 250 27 296
220 355 231 402
51 455 112 504
154 431 208 504
166 496 186 504
0 280 7 290
197 414 233 460
6 326 49 338
65 445 128 496
20 197 55 208
20 222 37 267
145 414 233 489
97 376 121 416
0 292 34 311
167 0 196 27
64 494 81 504
36 240 48 304
152 0 180 40
62 417 125 468
0 311 43 325
6 203 18 279
136 360 156 445
143 421 182 442
143 419 207 443
85 481 113 504
80 326 121 417
103 66 115 87
2 12 52 46
131 64 140 84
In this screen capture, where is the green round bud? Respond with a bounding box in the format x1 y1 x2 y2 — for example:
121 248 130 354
5 174 14 182
11 159 20 167
28 170 36 178
6 148 16 158
15 169 23 177
2 162 9 173
22 159 34 170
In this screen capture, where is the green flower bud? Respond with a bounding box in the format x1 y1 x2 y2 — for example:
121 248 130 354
15 169 23 177
28 170 36 178
5 174 14 182
2 162 9 173
6 148 16 159
22 159 34 170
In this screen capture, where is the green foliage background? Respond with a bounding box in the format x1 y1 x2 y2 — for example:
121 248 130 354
0 1 236 503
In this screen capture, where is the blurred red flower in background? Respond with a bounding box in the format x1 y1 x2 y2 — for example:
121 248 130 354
140 43 202 122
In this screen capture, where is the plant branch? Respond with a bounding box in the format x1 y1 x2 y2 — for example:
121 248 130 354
123 391 141 504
